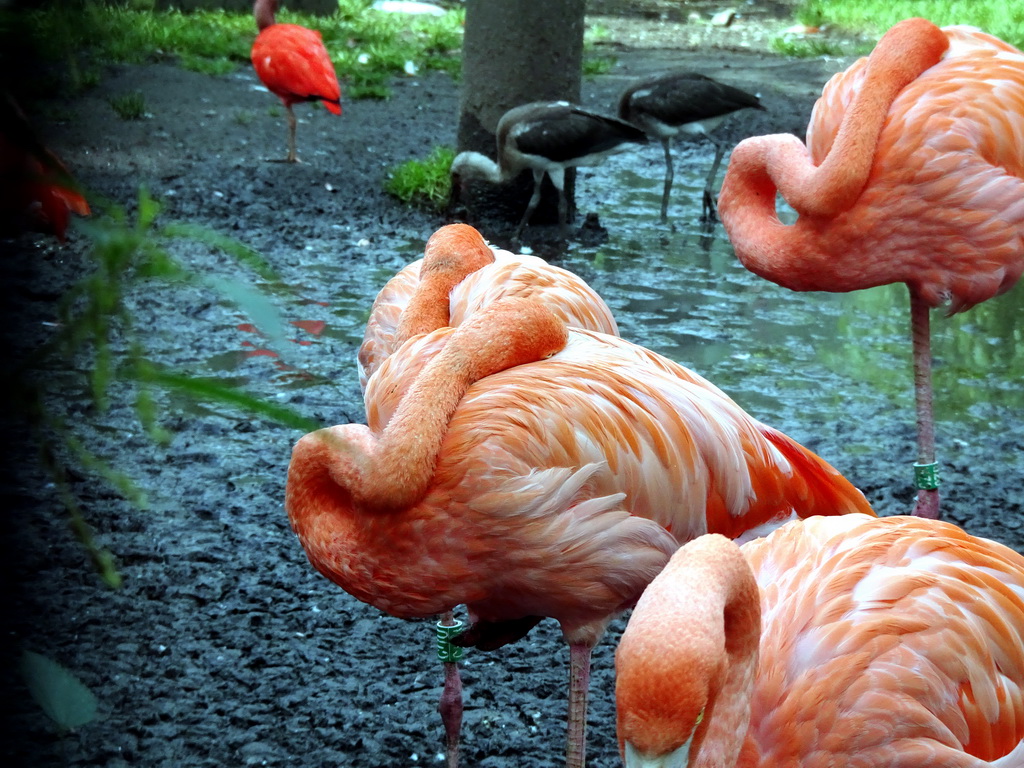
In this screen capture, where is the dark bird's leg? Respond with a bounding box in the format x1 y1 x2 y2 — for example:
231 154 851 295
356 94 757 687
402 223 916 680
436 612 465 768
701 140 728 223
285 105 299 163
659 137 674 222
548 168 570 239
514 169 546 241
909 288 940 518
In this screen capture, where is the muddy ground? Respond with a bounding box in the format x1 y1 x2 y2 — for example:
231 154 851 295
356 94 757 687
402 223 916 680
4 5 1022 768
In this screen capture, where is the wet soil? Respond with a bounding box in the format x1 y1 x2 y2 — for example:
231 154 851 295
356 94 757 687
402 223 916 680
4 7 1022 768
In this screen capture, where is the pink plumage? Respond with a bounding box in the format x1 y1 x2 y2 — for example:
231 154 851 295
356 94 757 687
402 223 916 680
357 223 619 390
717 18 1024 518
616 514 1024 767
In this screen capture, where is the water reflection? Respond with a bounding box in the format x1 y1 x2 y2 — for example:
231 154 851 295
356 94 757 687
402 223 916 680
561 157 1023 446
202 149 1021 456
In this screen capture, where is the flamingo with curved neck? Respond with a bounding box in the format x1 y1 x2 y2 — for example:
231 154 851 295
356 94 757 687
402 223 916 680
357 223 619 390
289 289 876 768
615 514 1024 767
718 18 1024 519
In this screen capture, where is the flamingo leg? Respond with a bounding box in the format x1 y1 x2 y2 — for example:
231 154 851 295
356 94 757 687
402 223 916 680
285 104 299 163
701 140 727 223
910 288 940 518
565 642 593 768
436 612 465 768
659 137 674 222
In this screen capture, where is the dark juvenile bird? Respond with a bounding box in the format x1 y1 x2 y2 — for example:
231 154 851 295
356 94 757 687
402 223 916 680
450 100 648 240
618 71 764 221
250 0 341 162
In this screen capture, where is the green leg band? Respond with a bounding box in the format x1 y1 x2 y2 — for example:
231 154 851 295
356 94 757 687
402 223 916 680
913 461 940 491
436 619 465 663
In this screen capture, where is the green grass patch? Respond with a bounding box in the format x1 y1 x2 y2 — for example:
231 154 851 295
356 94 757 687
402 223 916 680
792 0 1023 49
770 36 857 58
109 90 147 120
5 0 465 98
385 146 456 211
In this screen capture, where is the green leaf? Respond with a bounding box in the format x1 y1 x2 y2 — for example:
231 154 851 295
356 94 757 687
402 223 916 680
160 221 279 281
20 651 99 732
204 274 290 349
132 367 321 432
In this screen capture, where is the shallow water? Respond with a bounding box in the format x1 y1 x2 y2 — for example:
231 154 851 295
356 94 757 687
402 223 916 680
199 144 1023 516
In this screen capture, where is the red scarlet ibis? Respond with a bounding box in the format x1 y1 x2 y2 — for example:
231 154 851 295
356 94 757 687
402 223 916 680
450 100 648 239
250 0 341 162
286 295 874 768
717 18 1024 519
1 93 89 242
616 514 1024 767
618 71 764 222
357 222 619 390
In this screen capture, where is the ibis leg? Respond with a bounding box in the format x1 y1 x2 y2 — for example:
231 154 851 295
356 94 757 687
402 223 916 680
285 105 299 163
515 171 546 240
701 141 727 222
659 138 674 222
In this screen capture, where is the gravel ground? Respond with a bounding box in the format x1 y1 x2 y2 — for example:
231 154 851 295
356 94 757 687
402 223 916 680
4 5 1021 768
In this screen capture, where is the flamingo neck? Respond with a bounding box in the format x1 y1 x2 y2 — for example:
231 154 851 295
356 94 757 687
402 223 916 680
253 0 276 30
718 18 949 289
616 535 760 767
304 298 568 514
394 224 496 345
784 18 948 217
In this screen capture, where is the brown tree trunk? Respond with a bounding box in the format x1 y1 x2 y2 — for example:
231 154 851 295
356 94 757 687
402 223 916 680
455 0 586 230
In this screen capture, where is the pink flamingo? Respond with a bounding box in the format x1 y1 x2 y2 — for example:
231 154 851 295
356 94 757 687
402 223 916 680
717 18 1024 519
357 223 619 390
616 513 1024 766
251 0 341 162
358 221 620 766
286 294 875 768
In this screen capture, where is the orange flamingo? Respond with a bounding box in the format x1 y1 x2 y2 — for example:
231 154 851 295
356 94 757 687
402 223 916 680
1 93 89 242
358 222 619 390
286 294 875 768
250 0 341 162
717 18 1024 520
357 221 620 766
615 513 1024 767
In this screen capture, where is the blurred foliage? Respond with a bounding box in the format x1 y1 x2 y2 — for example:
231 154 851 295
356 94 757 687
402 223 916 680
15 189 320 588
2 0 465 98
583 23 616 76
792 0 1023 49
19 651 98 734
770 35 856 57
107 90 148 120
385 145 455 211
